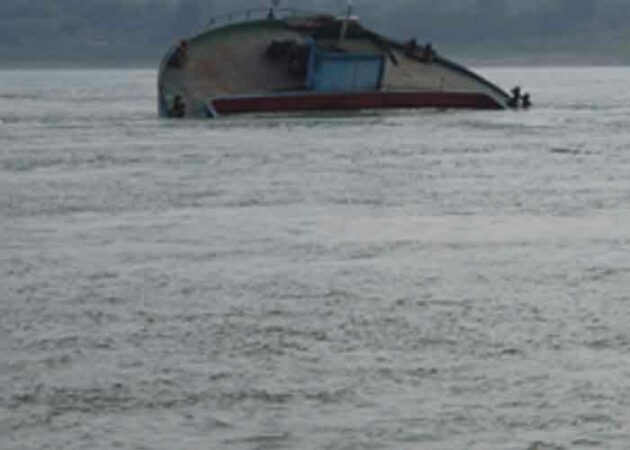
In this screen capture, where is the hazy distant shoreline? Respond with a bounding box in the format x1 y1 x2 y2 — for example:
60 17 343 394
0 54 626 70
0 59 158 70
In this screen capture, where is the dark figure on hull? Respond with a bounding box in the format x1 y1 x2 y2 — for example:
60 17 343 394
508 86 521 108
522 93 532 109
170 95 186 118
168 40 189 68
288 44 310 78
423 43 434 63
265 40 293 60
404 38 417 57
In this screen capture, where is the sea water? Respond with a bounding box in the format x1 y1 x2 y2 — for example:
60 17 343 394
2 67 630 450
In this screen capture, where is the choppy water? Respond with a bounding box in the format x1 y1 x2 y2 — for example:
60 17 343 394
2 67 630 450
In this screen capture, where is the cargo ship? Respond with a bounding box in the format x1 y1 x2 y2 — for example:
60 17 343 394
158 7 521 118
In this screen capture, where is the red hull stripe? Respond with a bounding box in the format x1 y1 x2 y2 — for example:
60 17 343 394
211 91 503 114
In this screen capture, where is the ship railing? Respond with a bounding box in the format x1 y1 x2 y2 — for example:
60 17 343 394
202 7 330 30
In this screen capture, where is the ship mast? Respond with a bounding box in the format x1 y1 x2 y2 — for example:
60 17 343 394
339 0 354 43
268 0 281 20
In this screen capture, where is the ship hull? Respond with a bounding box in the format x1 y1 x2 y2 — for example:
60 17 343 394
210 91 503 116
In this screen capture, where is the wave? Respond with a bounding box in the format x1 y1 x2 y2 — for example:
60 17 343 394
526 442 567 450
2 153 148 173
0 93 43 101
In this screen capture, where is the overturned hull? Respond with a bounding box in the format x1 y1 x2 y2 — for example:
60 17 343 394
158 11 512 118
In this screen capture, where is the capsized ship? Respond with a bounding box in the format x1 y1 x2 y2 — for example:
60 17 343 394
158 7 518 118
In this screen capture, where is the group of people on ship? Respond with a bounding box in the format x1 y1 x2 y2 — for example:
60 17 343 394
404 39 435 62
508 86 532 109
